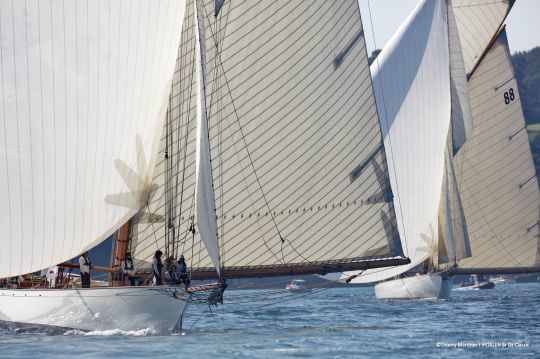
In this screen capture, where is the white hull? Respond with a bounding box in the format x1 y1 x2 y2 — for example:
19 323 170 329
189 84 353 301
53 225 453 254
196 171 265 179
374 273 453 299
0 286 189 334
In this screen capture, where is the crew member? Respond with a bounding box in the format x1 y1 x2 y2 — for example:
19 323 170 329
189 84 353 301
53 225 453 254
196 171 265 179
122 252 137 286
177 255 189 286
152 250 163 285
79 251 92 288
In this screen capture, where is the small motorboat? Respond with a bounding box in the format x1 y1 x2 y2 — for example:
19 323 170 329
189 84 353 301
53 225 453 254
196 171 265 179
286 279 310 292
456 274 495 290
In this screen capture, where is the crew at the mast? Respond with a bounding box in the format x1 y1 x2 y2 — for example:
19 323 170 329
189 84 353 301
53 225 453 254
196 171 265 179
79 251 93 288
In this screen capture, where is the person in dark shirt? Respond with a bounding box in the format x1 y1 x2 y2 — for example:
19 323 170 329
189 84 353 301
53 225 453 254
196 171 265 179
152 250 163 285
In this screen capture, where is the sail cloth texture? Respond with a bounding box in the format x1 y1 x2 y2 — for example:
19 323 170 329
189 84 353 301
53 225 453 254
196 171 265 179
454 29 540 269
447 1 473 155
0 0 186 278
450 0 514 76
193 0 221 274
345 0 451 283
131 0 403 270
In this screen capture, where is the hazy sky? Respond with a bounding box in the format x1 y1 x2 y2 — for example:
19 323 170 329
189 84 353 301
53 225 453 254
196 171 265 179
358 0 540 55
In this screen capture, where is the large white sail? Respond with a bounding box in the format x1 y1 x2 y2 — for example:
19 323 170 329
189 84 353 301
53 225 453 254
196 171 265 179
454 28 540 269
0 0 186 278
451 0 514 75
447 1 473 155
345 0 451 283
131 0 405 274
193 0 220 274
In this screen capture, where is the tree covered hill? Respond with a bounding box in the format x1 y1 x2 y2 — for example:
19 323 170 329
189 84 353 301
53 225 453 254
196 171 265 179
514 47 540 175
513 47 540 126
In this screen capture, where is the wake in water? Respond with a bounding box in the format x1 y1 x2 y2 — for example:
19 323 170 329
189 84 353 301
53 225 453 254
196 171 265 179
0 320 161 337
63 328 157 336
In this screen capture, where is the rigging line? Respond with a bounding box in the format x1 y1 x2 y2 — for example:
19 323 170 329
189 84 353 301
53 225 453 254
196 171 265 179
174 22 197 258
146 202 162 254
366 0 409 257
188 305 211 330
165 92 171 257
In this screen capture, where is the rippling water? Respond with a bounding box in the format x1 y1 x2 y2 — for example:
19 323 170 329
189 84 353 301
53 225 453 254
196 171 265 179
1 283 538 358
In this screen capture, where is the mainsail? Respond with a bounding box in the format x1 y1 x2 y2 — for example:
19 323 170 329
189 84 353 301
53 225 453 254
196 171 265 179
0 0 186 278
450 0 515 76
131 0 408 278
453 28 540 272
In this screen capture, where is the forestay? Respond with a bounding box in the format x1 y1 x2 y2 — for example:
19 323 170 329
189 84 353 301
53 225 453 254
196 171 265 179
0 0 186 278
131 0 404 274
454 29 540 269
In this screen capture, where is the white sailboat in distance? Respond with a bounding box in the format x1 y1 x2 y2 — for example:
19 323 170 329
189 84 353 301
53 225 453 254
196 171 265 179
342 0 539 299
0 0 410 332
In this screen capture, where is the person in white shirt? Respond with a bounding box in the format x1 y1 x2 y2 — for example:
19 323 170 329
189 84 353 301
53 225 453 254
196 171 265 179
79 251 92 288
46 266 58 288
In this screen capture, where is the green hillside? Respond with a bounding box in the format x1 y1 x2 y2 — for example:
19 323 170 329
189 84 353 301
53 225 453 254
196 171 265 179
514 47 540 175
513 47 540 126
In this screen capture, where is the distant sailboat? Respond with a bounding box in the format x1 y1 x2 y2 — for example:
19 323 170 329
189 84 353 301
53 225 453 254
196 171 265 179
342 0 540 299
0 0 410 332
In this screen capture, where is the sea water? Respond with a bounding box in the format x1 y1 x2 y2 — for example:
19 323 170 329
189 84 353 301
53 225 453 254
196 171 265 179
1 283 538 358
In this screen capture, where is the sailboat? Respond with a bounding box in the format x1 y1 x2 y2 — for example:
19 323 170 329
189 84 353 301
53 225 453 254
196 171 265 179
0 0 410 333
342 0 540 299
